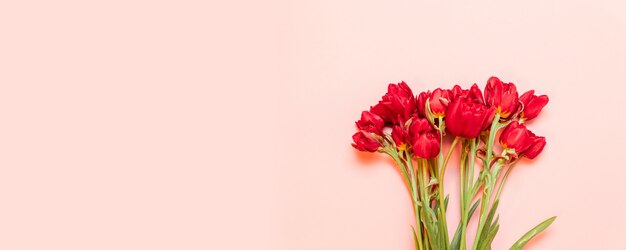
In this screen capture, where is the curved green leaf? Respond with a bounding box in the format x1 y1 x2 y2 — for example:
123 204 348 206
509 216 556 250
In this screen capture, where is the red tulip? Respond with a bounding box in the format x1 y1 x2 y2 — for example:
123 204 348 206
409 117 440 158
484 76 519 119
523 136 546 159
499 121 546 159
417 88 452 118
370 82 417 125
352 131 381 152
519 90 549 121
356 111 385 135
412 132 440 158
446 97 495 138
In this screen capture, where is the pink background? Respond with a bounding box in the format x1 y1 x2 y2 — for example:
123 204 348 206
1 0 626 249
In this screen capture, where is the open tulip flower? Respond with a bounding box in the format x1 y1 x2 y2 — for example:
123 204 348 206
352 77 554 250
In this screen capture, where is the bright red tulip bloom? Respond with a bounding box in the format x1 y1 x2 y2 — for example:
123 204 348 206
417 88 452 118
499 121 546 159
370 82 417 125
519 90 549 121
409 117 440 158
499 121 533 153
446 97 495 138
352 131 380 152
412 132 440 158
356 111 385 135
484 76 519 119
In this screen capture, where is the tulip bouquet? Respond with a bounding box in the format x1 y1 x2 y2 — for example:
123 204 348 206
352 77 554 250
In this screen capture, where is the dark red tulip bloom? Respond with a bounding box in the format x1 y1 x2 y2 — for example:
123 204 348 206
499 121 546 159
370 82 417 125
451 84 484 104
412 132 440 158
408 117 440 158
356 111 385 135
391 125 410 151
417 88 452 118
519 90 549 121
446 97 495 138
484 76 520 119
352 131 380 152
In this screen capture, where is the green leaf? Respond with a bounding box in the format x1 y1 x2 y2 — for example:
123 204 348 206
477 215 500 250
450 201 480 250
477 200 500 245
509 216 557 250
478 222 499 250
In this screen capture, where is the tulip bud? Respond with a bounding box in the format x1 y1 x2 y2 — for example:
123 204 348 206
519 90 549 121
499 121 546 159
352 131 381 152
523 136 546 159
412 132 440 158
408 117 440 158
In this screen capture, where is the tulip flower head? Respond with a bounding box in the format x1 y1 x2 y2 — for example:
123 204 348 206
418 88 452 118
355 111 385 135
445 97 495 139
519 90 549 122
351 131 381 152
499 121 546 159
370 81 417 125
484 76 520 119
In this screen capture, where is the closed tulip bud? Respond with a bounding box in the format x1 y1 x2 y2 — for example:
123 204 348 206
519 90 549 121
404 117 440 158
412 132 440 158
499 121 546 159
523 136 546 159
352 131 381 152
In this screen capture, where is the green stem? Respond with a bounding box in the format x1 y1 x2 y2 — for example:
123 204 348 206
495 162 516 202
436 117 450 249
387 149 424 250
459 141 468 250
472 114 500 250
406 151 425 250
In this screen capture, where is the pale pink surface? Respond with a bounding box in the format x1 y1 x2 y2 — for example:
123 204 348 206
1 0 626 250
